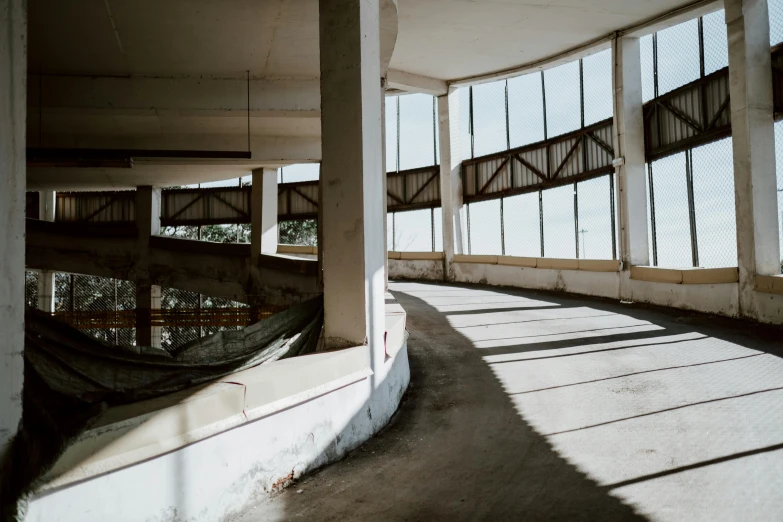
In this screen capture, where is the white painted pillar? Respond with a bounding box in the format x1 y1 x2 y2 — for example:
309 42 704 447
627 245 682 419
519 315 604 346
725 0 780 317
0 0 25 450
251 167 279 257
319 0 385 354
135 186 162 348
438 91 464 280
37 191 56 313
613 35 650 298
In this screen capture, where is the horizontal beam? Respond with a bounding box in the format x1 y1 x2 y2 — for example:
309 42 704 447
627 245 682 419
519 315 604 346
387 69 448 96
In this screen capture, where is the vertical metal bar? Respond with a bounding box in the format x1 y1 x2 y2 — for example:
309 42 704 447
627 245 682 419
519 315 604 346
609 173 617 260
541 71 548 140
539 189 545 257
431 206 436 252
114 278 118 345
698 17 709 132
433 96 438 166
500 198 506 256
396 96 401 172
648 163 659 266
467 203 472 255
579 58 585 129
69 274 74 313
392 212 396 251
574 181 580 259
469 86 475 159
653 34 663 153
686 149 700 267
505 79 514 189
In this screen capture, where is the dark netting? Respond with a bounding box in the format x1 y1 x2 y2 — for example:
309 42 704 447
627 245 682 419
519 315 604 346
1 295 323 521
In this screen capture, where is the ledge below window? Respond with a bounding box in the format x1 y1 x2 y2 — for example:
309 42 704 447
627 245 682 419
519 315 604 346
452 254 620 272
755 274 783 294
630 266 739 285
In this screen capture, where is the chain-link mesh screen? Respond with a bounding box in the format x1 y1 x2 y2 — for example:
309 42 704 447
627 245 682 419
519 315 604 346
279 164 319 183
583 49 613 126
386 96 399 172
25 271 39 308
161 287 202 350
577 175 615 259
279 219 317 246
387 212 395 251
389 209 434 252
398 93 438 170
771 0 783 46
472 80 508 157
649 152 693 268
544 60 581 138
508 72 545 148
657 18 701 96
503 192 541 257
703 9 729 75
467 199 502 255
691 138 737 268
542 184 577 258
647 141 737 269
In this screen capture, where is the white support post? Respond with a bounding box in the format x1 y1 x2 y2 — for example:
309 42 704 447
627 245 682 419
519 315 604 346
725 0 780 317
37 191 56 313
438 91 464 280
251 167 279 258
0 0 25 451
319 0 385 357
135 186 162 348
613 35 650 298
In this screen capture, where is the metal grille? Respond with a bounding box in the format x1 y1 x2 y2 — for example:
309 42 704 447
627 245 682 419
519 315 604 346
771 0 783 46
472 80 508 157
503 192 541 257
582 49 613 127
544 60 581 138
508 72 546 148
388 208 441 252
53 274 137 346
647 138 736 268
25 271 39 308
397 93 438 171
279 219 317 246
465 174 616 259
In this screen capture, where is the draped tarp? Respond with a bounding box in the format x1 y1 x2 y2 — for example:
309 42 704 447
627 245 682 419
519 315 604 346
1 295 323 521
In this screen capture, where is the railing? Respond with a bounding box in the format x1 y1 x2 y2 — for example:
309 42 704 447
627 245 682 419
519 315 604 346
462 118 615 203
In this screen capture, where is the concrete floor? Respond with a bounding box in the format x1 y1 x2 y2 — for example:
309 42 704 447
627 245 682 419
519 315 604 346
238 281 783 521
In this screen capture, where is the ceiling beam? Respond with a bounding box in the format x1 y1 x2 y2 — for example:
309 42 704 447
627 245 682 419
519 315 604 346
387 69 448 96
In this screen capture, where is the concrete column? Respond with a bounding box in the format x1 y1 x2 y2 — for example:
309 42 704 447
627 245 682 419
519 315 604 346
135 186 162 348
0 0 25 451
37 191 56 313
251 167 279 257
725 0 780 317
613 35 650 298
438 91 464 280
319 0 385 354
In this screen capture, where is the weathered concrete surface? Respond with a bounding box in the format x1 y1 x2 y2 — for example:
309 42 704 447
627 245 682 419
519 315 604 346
240 281 783 521
25 220 320 304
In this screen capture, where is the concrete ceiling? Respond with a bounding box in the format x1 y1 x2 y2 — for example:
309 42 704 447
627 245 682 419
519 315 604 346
30 0 699 81
392 0 701 80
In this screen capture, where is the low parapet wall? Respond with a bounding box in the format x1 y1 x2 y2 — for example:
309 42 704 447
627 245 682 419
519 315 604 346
25 299 410 522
